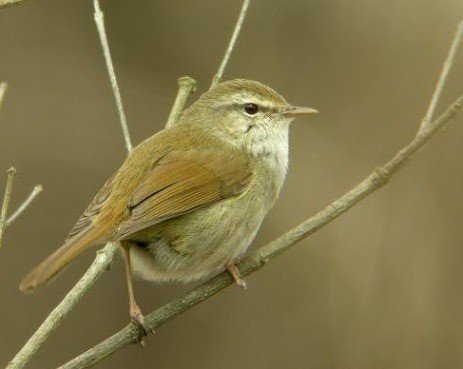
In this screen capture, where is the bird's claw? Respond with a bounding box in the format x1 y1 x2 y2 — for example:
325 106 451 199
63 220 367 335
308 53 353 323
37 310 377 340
226 262 247 290
130 304 151 346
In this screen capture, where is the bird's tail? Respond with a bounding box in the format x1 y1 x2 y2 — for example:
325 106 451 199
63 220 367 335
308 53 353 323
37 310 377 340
19 226 108 293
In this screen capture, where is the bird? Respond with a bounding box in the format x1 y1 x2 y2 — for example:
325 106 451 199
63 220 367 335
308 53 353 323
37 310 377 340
20 79 318 337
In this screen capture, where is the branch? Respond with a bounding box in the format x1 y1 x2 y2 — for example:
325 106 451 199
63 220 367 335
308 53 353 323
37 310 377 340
0 167 17 252
58 94 463 369
6 185 43 227
6 243 118 369
418 18 463 133
93 0 132 152
210 0 251 89
0 81 8 112
0 0 34 9
165 76 197 128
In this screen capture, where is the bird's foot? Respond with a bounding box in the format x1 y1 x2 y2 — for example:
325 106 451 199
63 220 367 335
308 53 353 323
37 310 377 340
130 303 152 347
226 262 247 289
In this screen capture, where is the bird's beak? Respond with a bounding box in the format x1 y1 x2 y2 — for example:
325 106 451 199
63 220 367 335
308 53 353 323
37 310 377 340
283 105 319 117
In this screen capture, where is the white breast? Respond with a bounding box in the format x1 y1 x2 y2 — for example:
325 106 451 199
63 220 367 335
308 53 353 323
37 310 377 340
248 124 289 193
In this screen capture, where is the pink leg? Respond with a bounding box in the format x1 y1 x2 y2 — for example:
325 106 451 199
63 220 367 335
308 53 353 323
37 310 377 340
121 242 150 346
226 262 247 289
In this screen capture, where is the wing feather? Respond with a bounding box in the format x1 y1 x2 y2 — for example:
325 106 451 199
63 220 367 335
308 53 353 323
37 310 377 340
65 174 115 242
118 150 252 238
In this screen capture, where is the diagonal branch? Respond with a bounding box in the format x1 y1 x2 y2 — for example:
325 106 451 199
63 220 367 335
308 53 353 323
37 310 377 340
58 94 463 369
210 0 252 89
0 0 34 9
6 185 43 227
7 244 118 369
93 0 132 152
418 18 463 133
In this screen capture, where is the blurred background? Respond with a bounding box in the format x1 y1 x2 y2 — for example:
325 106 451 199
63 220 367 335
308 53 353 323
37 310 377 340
1 0 463 368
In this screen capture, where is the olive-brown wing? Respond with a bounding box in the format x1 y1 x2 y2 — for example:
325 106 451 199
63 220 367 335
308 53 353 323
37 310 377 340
117 150 252 238
64 173 115 242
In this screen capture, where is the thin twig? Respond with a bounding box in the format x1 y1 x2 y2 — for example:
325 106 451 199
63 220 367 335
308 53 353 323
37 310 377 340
418 18 463 133
57 93 463 369
165 76 197 128
0 81 8 113
6 185 43 227
0 0 32 9
0 167 17 251
93 0 132 152
210 0 251 89
6 243 118 369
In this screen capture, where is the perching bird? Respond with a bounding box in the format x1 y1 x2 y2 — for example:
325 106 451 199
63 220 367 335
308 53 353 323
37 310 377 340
20 79 318 335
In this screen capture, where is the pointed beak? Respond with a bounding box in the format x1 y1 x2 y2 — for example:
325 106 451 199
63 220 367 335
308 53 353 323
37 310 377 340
283 105 319 117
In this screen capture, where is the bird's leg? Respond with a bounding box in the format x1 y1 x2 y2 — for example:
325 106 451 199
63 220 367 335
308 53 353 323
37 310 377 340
226 262 247 289
121 242 150 345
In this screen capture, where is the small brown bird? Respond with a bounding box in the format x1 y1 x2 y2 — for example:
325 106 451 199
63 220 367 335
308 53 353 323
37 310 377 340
20 79 317 334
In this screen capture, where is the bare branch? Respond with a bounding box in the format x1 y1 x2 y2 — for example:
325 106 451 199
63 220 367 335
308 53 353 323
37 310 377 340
418 18 463 133
57 93 463 369
0 0 33 9
165 76 197 128
210 0 251 89
0 167 17 252
6 185 43 227
0 81 8 112
93 0 132 152
6 243 118 369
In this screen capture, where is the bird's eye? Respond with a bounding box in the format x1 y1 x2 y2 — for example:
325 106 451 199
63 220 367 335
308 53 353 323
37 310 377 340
244 103 259 115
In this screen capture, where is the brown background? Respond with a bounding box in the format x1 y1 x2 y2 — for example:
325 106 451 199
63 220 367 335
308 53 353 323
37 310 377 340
1 0 463 368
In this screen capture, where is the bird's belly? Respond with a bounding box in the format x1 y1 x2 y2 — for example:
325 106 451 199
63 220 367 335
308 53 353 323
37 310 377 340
129 195 270 284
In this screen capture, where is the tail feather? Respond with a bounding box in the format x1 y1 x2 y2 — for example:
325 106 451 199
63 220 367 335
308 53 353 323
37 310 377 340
20 226 107 293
